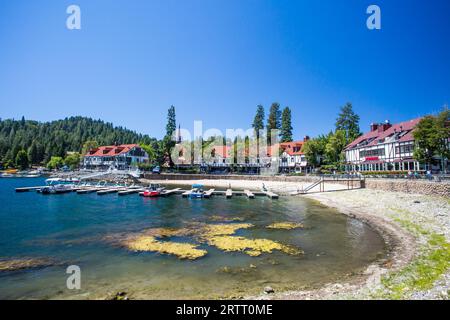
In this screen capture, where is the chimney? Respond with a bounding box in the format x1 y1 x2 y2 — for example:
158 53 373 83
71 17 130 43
303 136 310 142
370 123 379 132
378 124 384 133
382 120 392 132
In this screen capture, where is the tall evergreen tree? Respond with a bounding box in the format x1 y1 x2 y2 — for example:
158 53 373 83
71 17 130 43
266 102 281 145
252 105 265 137
163 105 177 167
281 107 293 142
335 103 361 143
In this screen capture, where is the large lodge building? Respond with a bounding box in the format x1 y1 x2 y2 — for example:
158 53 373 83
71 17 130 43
83 144 149 170
344 118 448 173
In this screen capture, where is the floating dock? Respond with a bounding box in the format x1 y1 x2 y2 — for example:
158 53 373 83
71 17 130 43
15 184 279 200
244 189 255 199
15 186 47 192
204 189 215 198
161 188 181 196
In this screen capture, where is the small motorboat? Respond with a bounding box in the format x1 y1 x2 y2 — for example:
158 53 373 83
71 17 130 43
142 184 165 197
39 184 74 194
189 184 204 199
0 173 14 178
143 190 160 197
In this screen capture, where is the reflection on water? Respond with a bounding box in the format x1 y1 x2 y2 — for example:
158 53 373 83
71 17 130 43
0 178 386 299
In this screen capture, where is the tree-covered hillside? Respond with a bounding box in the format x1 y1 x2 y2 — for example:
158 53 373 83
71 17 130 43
0 116 157 167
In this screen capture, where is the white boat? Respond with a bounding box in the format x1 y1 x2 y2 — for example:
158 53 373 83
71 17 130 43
45 177 80 184
39 184 74 194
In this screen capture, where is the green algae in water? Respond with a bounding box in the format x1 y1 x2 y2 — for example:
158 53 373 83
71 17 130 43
267 222 304 230
125 235 208 260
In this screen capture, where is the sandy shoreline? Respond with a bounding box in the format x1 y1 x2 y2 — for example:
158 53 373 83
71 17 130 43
141 177 450 300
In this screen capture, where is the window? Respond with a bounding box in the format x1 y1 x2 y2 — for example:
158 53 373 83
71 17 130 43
359 148 385 158
396 143 414 155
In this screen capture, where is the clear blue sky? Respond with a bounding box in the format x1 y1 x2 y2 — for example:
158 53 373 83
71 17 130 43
0 0 449 140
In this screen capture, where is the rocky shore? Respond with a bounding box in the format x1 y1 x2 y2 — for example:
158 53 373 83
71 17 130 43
255 189 449 300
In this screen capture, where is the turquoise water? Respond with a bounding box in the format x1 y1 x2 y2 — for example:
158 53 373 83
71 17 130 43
0 177 386 299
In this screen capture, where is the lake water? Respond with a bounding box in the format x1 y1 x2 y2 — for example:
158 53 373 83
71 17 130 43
0 177 386 299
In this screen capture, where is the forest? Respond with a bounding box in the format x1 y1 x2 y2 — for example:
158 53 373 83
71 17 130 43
0 116 157 169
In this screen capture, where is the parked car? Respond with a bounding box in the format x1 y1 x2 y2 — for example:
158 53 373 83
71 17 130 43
152 166 161 174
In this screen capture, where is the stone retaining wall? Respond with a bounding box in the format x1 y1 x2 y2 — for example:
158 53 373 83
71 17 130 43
364 179 450 198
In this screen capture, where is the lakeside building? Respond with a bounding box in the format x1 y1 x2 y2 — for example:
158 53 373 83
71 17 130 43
190 137 311 174
278 137 311 173
344 118 449 173
83 144 149 170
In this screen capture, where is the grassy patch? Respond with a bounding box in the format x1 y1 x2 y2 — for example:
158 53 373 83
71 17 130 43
374 215 450 299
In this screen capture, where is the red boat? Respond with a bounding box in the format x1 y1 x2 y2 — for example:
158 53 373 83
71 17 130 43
143 190 160 197
142 184 165 197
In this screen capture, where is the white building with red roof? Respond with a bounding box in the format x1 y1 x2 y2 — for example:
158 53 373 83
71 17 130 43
83 144 149 170
278 137 311 173
344 118 426 172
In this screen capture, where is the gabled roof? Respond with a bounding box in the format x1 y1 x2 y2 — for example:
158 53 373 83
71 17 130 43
345 118 422 151
84 144 140 157
279 141 305 156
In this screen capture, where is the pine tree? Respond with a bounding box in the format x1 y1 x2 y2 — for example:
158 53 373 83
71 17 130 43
164 105 177 167
281 107 293 142
166 105 177 138
335 103 361 143
252 105 265 137
266 102 281 145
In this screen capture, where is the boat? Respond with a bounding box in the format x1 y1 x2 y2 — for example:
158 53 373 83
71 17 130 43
22 174 41 178
190 184 204 199
37 177 77 194
142 184 165 197
23 169 42 178
0 173 14 178
45 177 80 184
39 184 74 194
1 169 18 177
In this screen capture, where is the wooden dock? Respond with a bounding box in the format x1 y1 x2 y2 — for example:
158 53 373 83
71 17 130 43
244 189 255 199
265 191 279 199
77 186 106 194
118 188 144 196
15 184 279 200
97 187 127 195
15 186 46 192
182 189 194 197
160 188 181 196
204 189 215 198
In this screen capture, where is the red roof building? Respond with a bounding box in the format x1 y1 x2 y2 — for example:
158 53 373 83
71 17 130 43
83 144 149 170
344 118 425 172
277 137 311 172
